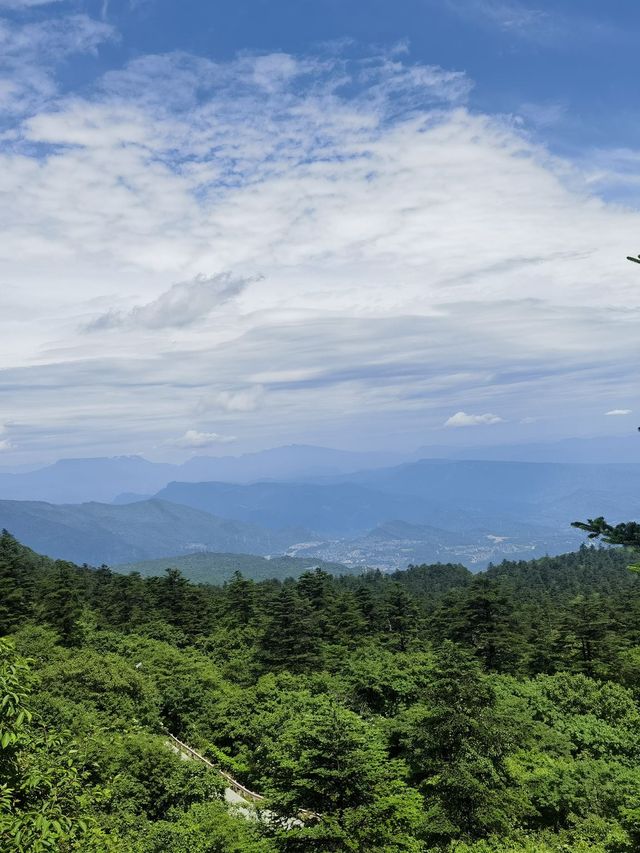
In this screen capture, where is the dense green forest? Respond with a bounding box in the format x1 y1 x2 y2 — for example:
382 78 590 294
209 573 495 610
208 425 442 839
2 529 640 851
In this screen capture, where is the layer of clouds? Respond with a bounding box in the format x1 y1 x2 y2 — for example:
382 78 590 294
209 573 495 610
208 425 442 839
445 411 505 428
605 409 632 416
0 24 639 461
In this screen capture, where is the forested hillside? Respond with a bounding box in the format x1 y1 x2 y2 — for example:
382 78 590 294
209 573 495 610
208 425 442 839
2 531 640 851
114 551 354 583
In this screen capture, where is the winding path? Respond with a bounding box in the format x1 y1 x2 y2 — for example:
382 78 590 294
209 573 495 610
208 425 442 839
165 732 319 825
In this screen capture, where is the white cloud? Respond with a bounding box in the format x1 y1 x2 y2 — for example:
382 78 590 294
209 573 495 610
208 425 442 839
170 430 237 448
445 411 505 427
197 386 265 414
605 409 632 416
1 41 640 459
86 272 255 331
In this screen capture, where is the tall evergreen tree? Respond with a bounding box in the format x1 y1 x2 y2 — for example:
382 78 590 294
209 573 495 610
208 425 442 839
383 583 420 651
259 585 320 672
0 552 27 636
394 641 525 843
256 695 423 852
224 571 257 625
42 562 83 646
440 577 525 672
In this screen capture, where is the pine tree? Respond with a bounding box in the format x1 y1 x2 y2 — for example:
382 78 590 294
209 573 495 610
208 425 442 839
259 584 320 672
297 568 336 640
558 593 619 677
42 562 83 646
0 552 27 636
224 571 256 625
383 583 420 651
353 583 381 632
0 530 36 635
257 695 423 851
94 571 146 629
444 577 525 672
395 641 524 843
153 567 208 636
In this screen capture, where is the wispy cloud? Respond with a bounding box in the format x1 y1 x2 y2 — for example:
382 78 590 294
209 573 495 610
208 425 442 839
444 411 505 428
605 409 632 416
86 273 256 331
196 386 265 414
0 13 115 115
444 0 623 48
0 0 62 8
449 0 547 34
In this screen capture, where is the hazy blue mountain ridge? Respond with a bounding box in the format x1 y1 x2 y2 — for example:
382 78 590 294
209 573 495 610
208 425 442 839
0 499 306 566
2 438 639 506
0 445 408 504
154 459 640 536
0 456 637 571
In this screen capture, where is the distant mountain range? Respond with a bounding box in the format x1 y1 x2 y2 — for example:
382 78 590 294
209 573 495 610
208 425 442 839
0 457 636 570
0 445 406 504
0 436 638 505
154 458 640 536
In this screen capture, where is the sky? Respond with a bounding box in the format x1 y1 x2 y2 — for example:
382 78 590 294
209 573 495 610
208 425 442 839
1 0 640 464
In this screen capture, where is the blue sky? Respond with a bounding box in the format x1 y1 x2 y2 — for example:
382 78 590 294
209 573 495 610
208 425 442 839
0 0 639 463
30 0 640 156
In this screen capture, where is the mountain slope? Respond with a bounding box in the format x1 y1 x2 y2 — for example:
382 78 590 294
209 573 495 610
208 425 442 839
0 499 302 566
113 551 355 583
154 480 424 536
154 459 640 537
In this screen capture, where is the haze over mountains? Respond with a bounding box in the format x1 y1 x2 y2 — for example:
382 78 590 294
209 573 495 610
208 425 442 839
0 445 405 504
0 498 304 567
0 436 639 505
0 440 637 573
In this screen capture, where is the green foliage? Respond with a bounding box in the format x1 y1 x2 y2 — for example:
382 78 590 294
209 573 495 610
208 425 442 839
393 642 529 844
259 584 321 673
2 529 640 851
255 694 423 851
131 800 277 852
572 517 640 549
0 639 111 852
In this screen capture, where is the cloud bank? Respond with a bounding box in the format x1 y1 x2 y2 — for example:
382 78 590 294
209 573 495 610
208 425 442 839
0 16 639 461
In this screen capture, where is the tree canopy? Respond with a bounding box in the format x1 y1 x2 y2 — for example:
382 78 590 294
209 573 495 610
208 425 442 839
1 531 640 851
